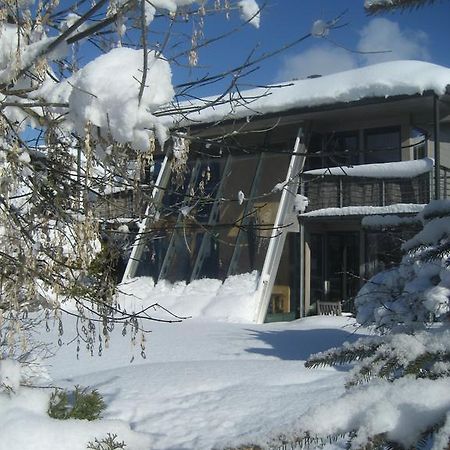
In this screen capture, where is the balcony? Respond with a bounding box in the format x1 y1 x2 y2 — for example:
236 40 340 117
302 159 433 212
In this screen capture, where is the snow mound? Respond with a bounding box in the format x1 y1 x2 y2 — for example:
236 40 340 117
0 386 152 450
119 272 259 322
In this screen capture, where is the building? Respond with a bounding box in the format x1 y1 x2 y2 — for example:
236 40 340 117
119 60 450 323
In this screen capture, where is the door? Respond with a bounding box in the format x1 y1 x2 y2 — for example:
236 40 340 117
325 232 360 311
310 231 360 312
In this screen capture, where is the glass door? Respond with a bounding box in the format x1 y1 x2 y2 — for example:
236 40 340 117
325 232 360 312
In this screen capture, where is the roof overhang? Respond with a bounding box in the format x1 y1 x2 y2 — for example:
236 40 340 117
187 90 450 138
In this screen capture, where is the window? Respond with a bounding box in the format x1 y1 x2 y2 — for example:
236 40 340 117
411 127 427 160
304 132 323 170
325 131 359 166
364 127 401 164
134 151 292 283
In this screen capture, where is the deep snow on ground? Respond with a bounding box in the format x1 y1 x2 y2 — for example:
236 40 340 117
34 314 369 450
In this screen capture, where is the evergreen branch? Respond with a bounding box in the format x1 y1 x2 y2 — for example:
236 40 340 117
365 0 445 15
305 341 381 369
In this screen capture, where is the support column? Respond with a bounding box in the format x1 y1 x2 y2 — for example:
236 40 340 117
434 94 441 200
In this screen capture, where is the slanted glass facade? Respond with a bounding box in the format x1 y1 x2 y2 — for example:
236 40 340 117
134 150 293 287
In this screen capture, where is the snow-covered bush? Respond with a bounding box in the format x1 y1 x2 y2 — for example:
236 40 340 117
356 200 450 331
296 203 450 449
291 203 450 449
233 202 450 450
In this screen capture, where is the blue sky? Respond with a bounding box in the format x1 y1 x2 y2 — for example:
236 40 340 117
168 0 450 96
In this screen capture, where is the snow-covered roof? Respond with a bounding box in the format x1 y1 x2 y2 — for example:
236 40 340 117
303 157 433 179
174 60 450 126
301 203 425 218
362 214 421 229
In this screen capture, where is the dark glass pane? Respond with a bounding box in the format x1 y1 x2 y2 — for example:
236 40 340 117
364 127 401 164
231 153 292 275
326 233 359 311
325 132 359 166
309 233 324 305
304 132 323 170
196 154 259 280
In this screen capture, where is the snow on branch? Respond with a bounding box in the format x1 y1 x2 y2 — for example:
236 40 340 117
365 0 442 14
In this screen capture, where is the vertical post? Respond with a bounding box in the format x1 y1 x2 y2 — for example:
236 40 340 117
434 94 441 200
359 230 365 289
299 221 305 318
444 168 448 199
298 179 305 318
254 127 306 324
122 153 172 281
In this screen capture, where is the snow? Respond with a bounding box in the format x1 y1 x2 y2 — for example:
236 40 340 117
118 272 259 323
3 275 449 449
303 157 434 178
68 47 174 150
36 47 174 150
0 386 152 450
362 214 420 229
297 376 450 449
294 194 309 213
403 216 450 251
238 0 261 28
301 203 425 218
35 314 368 450
238 189 245 205
365 0 394 8
0 359 21 392
171 60 450 126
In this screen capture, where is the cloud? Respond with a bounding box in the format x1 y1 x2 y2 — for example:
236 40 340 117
276 45 357 81
358 18 430 64
275 18 430 82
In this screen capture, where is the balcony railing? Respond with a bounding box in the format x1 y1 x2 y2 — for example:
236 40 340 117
302 172 431 212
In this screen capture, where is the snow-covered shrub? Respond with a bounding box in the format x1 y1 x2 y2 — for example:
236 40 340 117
234 202 450 450
290 202 450 449
356 200 450 331
299 328 450 449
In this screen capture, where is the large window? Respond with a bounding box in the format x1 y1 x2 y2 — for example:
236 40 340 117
305 131 359 170
134 151 292 283
364 127 401 164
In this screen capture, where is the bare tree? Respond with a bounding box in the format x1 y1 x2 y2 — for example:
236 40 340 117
0 0 327 358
